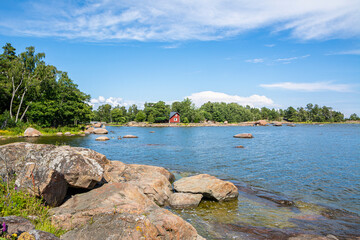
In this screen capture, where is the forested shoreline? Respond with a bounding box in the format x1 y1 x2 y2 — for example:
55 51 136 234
94 99 359 124
1 43 359 133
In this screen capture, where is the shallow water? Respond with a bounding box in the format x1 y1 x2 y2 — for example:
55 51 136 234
2 124 360 238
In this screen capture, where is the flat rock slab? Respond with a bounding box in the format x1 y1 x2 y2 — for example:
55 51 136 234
95 136 109 141
93 128 108 134
0 216 35 235
104 161 175 206
233 133 253 138
51 183 203 240
123 135 138 138
169 193 203 209
174 174 239 201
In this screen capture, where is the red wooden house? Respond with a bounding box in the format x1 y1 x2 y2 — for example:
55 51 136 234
169 112 180 123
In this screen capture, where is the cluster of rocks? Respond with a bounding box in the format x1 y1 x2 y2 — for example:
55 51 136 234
0 142 239 239
23 127 87 138
84 122 109 135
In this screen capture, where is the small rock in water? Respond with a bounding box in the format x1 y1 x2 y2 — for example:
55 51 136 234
96 137 109 141
123 135 138 138
233 133 253 138
150 131 155 133
64 132 71 136
56 132 63 136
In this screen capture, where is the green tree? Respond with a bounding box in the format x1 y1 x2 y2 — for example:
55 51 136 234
135 111 146 122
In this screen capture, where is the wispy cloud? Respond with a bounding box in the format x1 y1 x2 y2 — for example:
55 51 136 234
0 0 359 41
186 91 274 107
276 54 310 63
245 58 264 63
327 49 360 55
265 44 275 47
260 81 353 92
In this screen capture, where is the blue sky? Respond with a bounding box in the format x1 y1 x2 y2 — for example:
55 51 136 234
0 0 359 116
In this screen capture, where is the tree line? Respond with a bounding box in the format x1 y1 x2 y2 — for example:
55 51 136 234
0 43 92 128
1 43 358 129
93 99 358 124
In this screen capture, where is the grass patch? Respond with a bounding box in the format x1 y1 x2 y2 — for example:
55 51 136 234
0 123 85 137
0 176 66 238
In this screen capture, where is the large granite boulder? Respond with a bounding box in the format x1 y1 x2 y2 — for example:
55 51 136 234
174 174 239 201
233 133 253 138
93 128 108 134
0 143 110 205
104 161 175 206
24 128 42 137
169 193 203 209
15 165 68 207
93 122 102 128
51 183 203 240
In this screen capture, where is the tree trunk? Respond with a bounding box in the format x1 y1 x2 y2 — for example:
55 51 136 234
15 87 27 122
19 104 30 122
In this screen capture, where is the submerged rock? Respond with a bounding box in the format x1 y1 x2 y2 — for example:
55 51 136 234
24 128 41 137
233 133 253 138
169 193 203 209
51 183 203 240
174 174 239 201
235 145 244 148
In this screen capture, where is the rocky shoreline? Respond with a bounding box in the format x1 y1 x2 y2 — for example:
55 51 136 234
1 142 359 239
0 142 238 239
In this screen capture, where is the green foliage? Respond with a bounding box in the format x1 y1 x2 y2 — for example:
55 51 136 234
0 177 66 237
349 113 360 120
0 43 92 127
135 111 146 122
147 114 155 123
182 117 189 123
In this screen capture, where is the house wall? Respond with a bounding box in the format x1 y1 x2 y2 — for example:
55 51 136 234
169 114 180 123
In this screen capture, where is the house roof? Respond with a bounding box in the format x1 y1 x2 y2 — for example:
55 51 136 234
169 112 179 119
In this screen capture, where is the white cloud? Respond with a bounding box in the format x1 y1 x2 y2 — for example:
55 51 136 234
0 0 359 41
265 44 275 47
260 81 352 92
90 96 145 109
245 58 264 63
186 91 274 107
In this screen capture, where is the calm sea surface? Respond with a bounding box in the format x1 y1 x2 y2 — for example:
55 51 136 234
2 124 360 237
